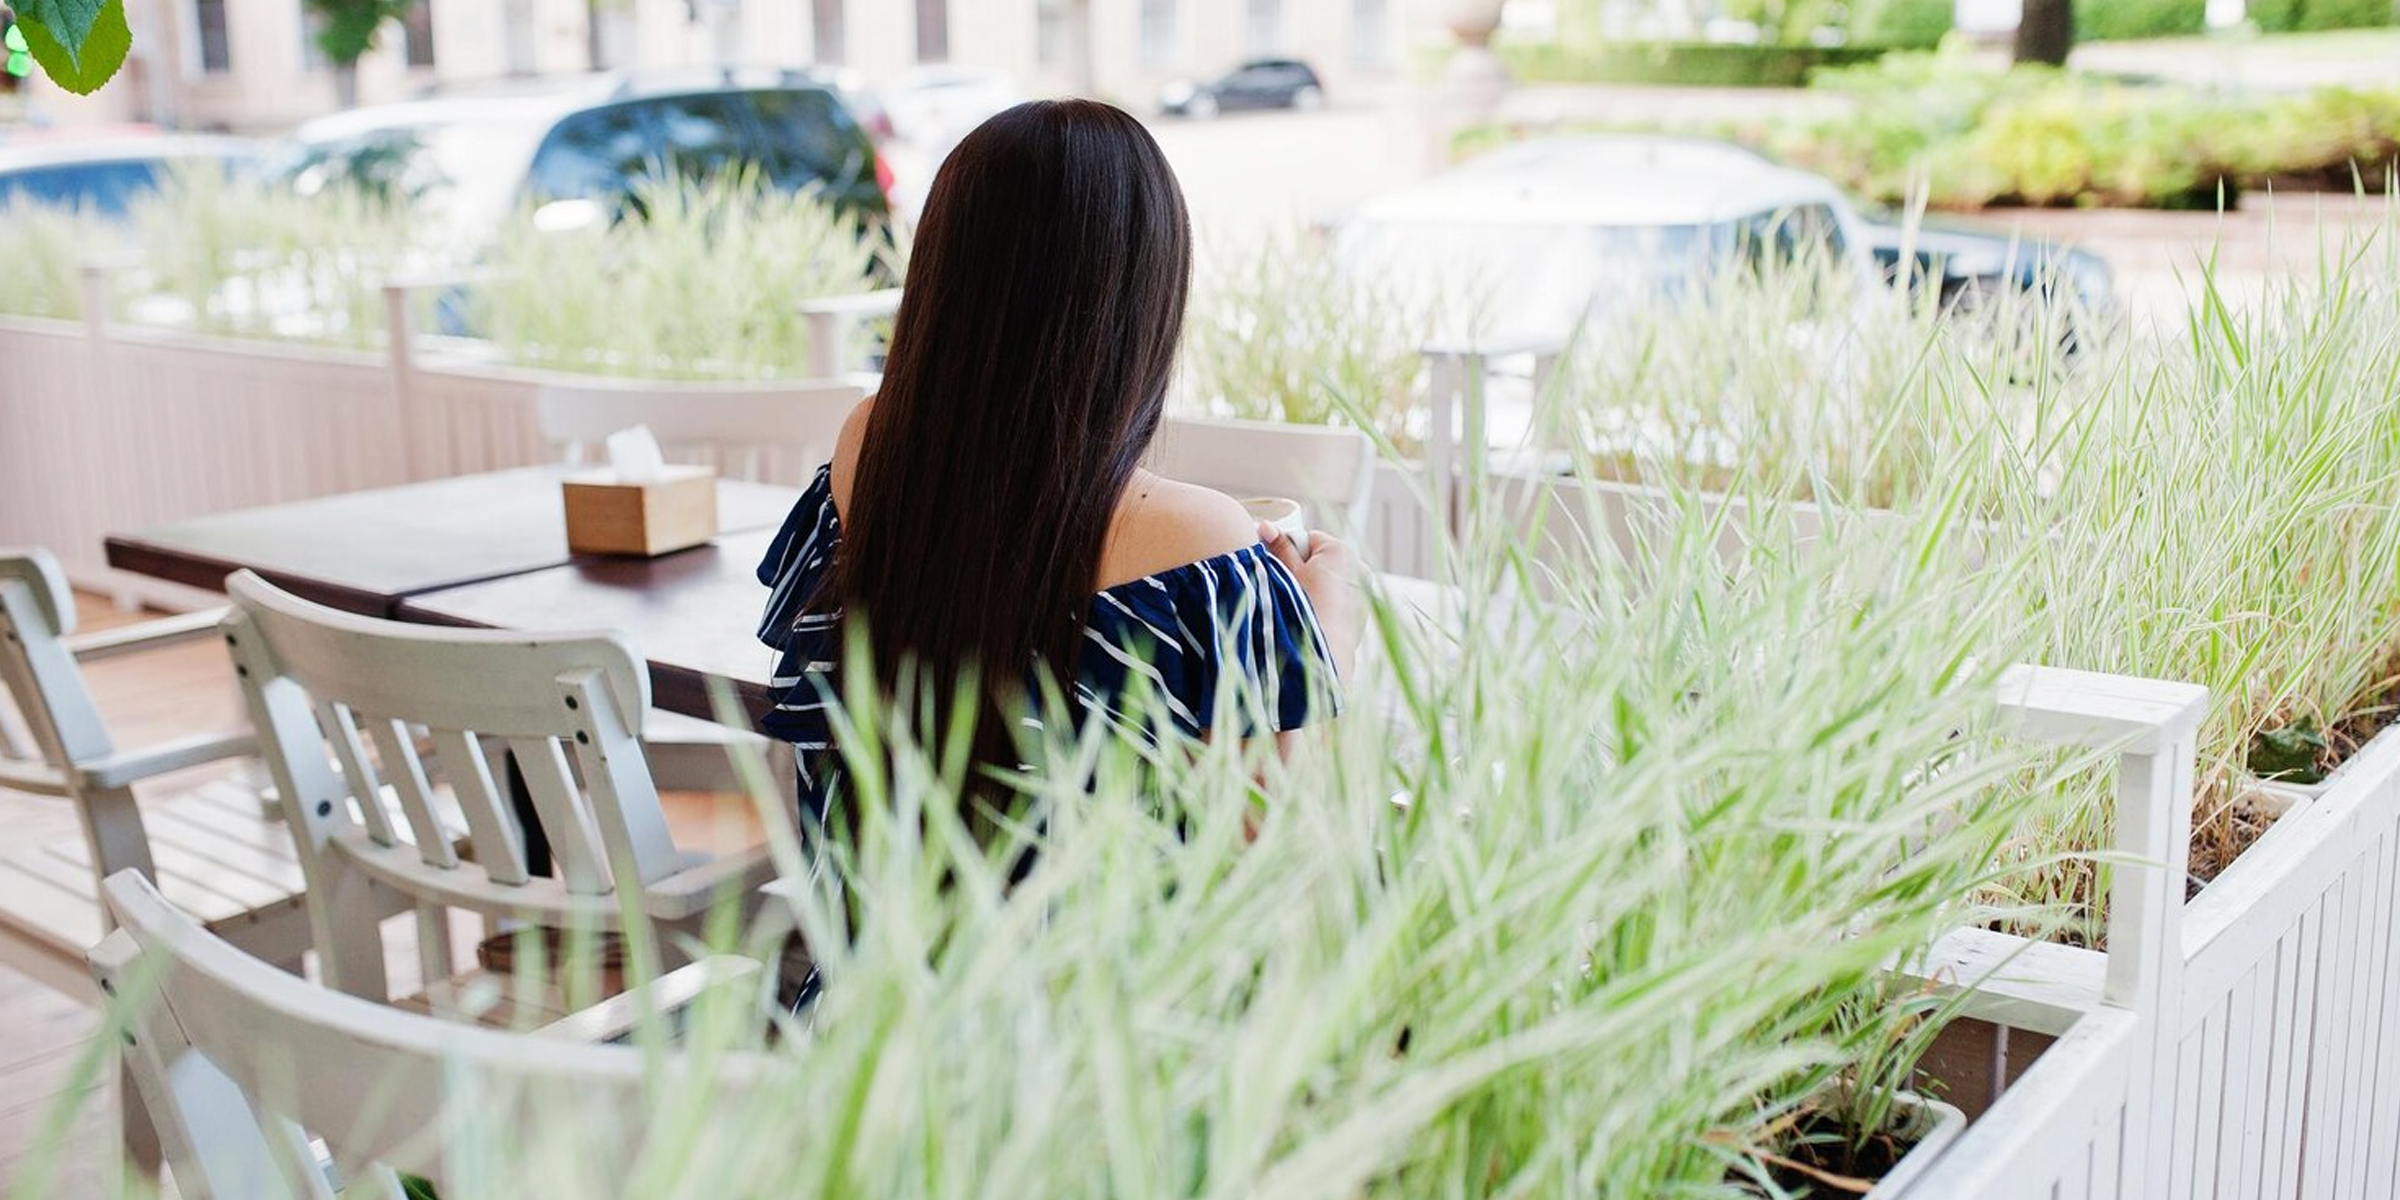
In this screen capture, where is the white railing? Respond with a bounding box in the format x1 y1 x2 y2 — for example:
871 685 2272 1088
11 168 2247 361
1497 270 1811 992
0 311 412 599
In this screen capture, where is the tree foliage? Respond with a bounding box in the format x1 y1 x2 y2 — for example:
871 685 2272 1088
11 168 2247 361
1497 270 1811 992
302 0 413 68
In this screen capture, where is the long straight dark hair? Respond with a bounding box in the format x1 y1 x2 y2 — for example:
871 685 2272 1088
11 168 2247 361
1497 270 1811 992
828 99 1193 793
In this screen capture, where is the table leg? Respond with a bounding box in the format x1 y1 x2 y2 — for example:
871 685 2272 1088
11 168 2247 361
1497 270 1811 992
503 751 554 878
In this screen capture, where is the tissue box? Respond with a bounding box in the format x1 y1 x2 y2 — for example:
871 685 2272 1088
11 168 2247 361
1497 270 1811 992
561 466 719 557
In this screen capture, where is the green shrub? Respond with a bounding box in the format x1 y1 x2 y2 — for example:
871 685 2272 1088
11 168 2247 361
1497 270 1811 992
1497 40 1886 87
1853 0 1956 48
1748 53 2400 209
2076 0 2207 40
2252 0 2397 31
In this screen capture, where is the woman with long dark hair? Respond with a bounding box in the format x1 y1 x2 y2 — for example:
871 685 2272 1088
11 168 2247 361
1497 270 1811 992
753 100 1359 827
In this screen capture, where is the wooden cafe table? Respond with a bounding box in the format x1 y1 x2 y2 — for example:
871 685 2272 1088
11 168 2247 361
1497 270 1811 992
105 466 802 723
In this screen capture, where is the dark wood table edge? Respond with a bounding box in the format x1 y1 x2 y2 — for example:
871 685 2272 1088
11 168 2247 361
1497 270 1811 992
395 597 773 730
106 536 397 618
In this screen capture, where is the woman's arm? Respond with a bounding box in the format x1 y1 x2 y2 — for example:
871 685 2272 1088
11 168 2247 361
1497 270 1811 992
1258 522 1362 699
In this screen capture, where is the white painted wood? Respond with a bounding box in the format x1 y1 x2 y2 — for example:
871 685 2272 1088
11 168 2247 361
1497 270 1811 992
1148 416 1380 538
92 871 764 1199
535 377 866 485
1900 667 2208 1199
796 287 901 378
1891 1007 2141 1199
223 570 765 1007
1911 926 2105 1037
0 319 410 589
0 551 320 992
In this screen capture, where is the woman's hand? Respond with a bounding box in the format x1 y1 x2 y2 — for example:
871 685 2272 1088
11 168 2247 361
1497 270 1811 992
1260 522 1362 682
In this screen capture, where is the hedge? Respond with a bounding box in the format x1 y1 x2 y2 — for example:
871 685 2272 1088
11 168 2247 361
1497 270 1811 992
1496 41 1889 88
2249 0 2398 32
1854 0 1956 48
2077 0 2209 40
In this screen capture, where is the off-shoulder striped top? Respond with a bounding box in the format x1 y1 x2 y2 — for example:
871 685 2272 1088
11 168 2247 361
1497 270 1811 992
754 463 1343 822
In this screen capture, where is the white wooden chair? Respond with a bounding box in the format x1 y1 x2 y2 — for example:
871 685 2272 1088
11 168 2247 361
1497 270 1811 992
1149 415 1379 538
535 377 866 487
0 549 320 996
220 569 777 1015
92 869 763 1200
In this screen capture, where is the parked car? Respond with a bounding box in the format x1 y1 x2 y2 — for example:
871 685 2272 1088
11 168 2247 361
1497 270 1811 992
263 71 893 240
1336 134 2111 347
0 130 257 217
1333 134 2113 462
1158 59 1325 119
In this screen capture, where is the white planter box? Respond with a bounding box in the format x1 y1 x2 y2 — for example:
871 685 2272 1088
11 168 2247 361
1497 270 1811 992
1867 1091 1969 1198
1905 713 2400 1198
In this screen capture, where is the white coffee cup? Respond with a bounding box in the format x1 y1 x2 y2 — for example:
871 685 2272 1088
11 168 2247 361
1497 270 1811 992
1242 496 1310 558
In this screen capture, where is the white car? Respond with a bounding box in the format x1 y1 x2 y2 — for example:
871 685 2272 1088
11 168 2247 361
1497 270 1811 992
1337 135 1877 351
1334 135 1883 467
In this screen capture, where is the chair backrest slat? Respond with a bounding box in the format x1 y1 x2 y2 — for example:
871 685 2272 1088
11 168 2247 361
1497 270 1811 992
315 700 398 849
505 735 611 894
428 727 528 886
562 669 682 887
0 551 114 768
535 380 866 485
1148 416 1379 537
366 717 458 869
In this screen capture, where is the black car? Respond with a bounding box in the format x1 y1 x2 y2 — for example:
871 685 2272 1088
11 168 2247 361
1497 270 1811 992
1859 214 2115 322
1158 59 1324 119
264 72 893 238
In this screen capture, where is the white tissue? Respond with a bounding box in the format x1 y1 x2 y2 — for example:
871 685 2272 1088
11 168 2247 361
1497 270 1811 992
604 425 668 484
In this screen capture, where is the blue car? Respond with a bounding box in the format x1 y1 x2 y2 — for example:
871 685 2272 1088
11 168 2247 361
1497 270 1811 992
0 131 258 217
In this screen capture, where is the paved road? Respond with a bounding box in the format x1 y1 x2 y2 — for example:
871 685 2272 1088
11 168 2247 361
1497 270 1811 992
1146 103 1439 256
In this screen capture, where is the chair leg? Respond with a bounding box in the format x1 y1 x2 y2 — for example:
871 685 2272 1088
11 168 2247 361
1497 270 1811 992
119 1058 161 1176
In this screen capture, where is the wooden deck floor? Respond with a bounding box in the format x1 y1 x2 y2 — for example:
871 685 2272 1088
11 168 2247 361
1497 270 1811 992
0 592 765 1197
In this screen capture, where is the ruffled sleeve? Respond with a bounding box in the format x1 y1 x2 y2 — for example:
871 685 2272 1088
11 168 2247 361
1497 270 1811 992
1089 544 1344 740
755 463 840 647
754 464 844 766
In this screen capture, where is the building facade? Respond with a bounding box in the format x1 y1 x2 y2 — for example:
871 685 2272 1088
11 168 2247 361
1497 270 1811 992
22 0 1442 134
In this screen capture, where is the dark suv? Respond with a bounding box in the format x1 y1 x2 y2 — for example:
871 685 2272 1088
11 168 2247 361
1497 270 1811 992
1158 59 1325 119
265 73 892 236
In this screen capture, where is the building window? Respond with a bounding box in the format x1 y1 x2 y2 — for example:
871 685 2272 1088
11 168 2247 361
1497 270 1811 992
501 0 537 75
1352 0 1390 64
190 0 232 74
1246 0 1281 56
299 0 327 71
1139 0 1175 67
1036 0 1072 68
915 0 949 62
402 0 435 68
811 0 845 64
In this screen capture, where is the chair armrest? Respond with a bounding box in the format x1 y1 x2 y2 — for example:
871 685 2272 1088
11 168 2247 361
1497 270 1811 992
74 729 257 791
533 955 763 1044
63 607 229 663
642 843 779 922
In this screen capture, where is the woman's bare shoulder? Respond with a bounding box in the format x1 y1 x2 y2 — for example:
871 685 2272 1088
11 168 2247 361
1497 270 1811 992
1101 475 1260 588
828 397 874 513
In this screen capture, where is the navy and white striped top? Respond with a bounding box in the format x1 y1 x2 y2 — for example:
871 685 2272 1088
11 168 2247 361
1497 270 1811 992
754 463 1344 819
